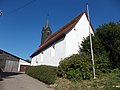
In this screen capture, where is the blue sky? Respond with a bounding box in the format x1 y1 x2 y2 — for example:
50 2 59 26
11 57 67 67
0 0 120 60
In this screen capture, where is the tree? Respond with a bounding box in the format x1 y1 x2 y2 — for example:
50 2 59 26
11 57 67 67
96 22 120 68
80 22 120 70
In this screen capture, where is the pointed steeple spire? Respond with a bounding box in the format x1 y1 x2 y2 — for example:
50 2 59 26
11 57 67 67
41 20 52 45
45 20 49 29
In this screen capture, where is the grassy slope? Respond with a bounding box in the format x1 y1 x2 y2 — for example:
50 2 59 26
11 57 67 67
54 72 120 90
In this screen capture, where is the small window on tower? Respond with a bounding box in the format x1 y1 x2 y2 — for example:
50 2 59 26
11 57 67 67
47 31 50 35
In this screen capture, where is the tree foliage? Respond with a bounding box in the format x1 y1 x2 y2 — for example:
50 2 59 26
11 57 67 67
80 22 120 69
96 22 120 68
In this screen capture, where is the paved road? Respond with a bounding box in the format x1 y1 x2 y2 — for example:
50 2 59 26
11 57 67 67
0 74 53 90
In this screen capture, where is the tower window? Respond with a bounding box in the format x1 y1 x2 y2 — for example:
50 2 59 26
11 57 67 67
47 31 50 35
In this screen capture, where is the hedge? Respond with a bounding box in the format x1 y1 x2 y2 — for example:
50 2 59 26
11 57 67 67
25 65 57 85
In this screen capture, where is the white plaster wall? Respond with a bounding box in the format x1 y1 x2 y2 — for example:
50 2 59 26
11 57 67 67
31 37 66 66
18 59 30 72
31 55 38 66
65 13 94 57
42 38 66 66
41 46 51 65
53 38 66 66
37 53 41 65
20 59 30 65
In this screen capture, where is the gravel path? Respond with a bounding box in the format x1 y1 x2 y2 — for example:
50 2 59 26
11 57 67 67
0 74 53 90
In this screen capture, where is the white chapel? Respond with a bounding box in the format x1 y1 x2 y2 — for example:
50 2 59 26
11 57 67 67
30 11 94 66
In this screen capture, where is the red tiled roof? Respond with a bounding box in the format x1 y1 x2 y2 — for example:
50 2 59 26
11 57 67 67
30 11 93 58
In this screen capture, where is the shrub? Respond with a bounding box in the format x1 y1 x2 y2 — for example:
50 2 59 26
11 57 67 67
58 54 92 81
94 52 111 74
26 65 57 84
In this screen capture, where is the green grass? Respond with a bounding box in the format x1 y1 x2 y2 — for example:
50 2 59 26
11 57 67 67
54 71 120 90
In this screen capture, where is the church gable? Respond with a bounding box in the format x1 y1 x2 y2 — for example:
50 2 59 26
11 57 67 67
65 13 94 57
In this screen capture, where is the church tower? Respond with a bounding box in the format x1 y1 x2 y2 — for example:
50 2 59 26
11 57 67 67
41 20 52 45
